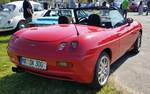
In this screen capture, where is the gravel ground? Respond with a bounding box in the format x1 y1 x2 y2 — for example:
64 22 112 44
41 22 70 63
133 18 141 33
110 12 150 94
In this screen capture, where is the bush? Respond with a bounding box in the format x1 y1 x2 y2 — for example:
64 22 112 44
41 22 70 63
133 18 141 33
0 0 17 4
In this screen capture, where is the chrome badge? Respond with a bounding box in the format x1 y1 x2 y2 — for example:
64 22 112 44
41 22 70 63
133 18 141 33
30 44 36 47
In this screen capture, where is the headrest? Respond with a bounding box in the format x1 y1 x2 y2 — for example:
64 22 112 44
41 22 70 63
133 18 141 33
58 16 70 24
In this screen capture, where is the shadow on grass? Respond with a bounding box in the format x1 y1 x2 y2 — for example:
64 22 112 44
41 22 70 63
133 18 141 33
0 31 14 43
0 52 138 94
0 30 15 36
0 39 10 43
0 73 98 94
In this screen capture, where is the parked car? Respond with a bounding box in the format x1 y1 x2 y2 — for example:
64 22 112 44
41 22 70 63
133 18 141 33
129 1 147 12
0 1 45 32
8 7 142 88
113 0 123 8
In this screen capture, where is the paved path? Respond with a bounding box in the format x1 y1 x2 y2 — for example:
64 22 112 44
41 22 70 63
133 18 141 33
110 13 150 94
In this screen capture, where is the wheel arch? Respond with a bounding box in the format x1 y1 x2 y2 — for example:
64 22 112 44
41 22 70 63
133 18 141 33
92 48 112 87
13 16 25 29
94 48 112 67
15 19 26 31
94 48 112 75
139 29 142 35
101 48 112 61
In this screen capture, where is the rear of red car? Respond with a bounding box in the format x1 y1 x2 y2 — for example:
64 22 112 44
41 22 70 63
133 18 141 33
7 25 102 84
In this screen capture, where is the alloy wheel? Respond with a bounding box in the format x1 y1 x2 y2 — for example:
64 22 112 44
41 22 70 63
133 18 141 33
97 54 110 86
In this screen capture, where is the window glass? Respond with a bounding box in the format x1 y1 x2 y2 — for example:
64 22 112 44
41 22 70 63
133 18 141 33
33 4 43 11
109 10 125 27
19 7 23 12
76 10 89 18
76 9 112 28
2 4 16 12
76 9 111 23
44 10 72 17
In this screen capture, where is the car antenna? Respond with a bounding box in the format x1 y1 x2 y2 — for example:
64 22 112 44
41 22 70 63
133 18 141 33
74 24 79 36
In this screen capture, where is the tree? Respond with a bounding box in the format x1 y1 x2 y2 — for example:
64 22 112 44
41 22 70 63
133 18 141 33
0 0 17 4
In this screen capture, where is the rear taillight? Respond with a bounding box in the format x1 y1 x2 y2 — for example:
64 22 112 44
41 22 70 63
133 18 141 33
58 42 68 51
71 41 78 49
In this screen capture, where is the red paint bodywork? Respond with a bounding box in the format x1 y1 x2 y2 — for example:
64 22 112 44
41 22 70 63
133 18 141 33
8 22 142 84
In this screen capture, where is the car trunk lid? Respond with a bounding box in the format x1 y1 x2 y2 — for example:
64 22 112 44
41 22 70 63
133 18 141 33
16 24 77 42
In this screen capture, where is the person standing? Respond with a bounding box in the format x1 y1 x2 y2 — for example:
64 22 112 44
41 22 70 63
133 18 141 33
138 1 144 15
146 0 150 15
68 0 76 8
23 0 33 24
86 0 95 8
101 1 109 16
121 0 129 18
101 1 108 8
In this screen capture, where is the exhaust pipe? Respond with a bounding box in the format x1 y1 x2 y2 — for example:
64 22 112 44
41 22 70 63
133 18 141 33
12 67 24 73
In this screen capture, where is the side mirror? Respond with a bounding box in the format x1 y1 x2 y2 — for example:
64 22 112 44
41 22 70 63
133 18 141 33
126 18 133 26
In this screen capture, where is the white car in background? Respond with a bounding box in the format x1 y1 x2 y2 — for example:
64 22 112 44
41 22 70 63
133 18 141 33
0 1 46 32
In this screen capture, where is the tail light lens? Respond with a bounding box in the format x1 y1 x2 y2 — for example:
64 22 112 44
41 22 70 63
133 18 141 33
71 41 78 49
58 41 79 51
58 42 67 51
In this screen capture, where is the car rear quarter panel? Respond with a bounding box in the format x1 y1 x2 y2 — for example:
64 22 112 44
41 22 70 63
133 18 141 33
76 25 120 64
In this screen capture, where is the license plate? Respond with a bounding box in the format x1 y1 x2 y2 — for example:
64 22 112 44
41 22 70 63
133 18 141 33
20 57 47 70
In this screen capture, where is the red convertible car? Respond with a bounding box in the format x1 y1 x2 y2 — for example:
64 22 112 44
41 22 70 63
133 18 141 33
7 7 142 88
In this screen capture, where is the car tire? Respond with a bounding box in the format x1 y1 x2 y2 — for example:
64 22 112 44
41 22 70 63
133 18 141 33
131 32 142 54
15 20 26 31
92 52 110 89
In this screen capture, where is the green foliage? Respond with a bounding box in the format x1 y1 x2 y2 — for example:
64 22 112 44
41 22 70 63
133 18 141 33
79 0 88 3
0 0 17 4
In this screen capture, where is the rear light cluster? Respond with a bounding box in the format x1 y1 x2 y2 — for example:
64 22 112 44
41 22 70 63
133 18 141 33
56 61 73 68
58 41 79 51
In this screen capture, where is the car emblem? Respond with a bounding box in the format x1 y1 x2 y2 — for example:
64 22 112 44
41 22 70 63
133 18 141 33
30 44 36 47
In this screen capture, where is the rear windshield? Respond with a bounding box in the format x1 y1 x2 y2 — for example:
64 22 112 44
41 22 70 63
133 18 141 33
2 4 16 12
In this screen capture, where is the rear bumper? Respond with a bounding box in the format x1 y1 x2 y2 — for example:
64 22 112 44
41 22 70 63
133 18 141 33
8 46 99 84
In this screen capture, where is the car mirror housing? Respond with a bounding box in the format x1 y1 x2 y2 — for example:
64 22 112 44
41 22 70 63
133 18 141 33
127 18 133 26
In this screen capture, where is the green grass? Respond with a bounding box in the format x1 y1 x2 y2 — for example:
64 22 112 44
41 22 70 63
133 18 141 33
0 35 121 94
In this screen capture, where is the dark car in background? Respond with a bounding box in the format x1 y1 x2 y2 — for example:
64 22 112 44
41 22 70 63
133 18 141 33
129 1 147 12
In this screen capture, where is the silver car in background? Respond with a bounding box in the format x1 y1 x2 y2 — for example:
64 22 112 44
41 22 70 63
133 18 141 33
0 1 46 32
